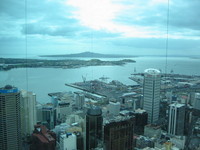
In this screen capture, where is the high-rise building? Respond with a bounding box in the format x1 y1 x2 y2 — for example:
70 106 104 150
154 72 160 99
21 90 37 136
133 109 148 135
86 106 103 150
37 104 56 130
168 103 185 136
143 68 161 124
104 116 135 150
0 85 22 150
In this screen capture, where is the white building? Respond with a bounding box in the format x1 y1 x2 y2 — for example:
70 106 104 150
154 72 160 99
107 101 120 115
194 93 200 110
168 103 185 136
57 102 72 122
143 68 161 124
171 136 186 150
21 90 37 136
60 133 77 150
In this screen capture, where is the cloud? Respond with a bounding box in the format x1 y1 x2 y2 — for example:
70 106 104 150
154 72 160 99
169 0 200 31
111 37 200 54
66 0 157 38
0 0 199 56
21 20 82 37
65 0 200 40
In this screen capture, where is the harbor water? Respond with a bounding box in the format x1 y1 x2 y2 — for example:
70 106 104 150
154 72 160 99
0 56 200 103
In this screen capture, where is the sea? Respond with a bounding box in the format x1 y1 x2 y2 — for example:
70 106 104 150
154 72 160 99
1 56 200 104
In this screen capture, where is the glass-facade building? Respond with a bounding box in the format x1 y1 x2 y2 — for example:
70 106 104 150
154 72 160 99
86 106 103 150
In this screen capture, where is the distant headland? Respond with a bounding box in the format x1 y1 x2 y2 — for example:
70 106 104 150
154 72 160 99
0 57 136 71
39 51 136 58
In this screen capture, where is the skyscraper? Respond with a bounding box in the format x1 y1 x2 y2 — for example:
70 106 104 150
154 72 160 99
133 109 148 135
21 90 37 137
143 68 161 124
0 85 22 150
168 103 185 136
104 116 135 150
86 106 103 150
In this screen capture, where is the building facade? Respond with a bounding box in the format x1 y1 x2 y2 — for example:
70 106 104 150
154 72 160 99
30 124 56 150
168 103 185 136
104 116 135 150
39 104 56 130
86 106 103 150
0 85 22 150
21 90 37 136
60 133 77 150
143 68 161 124
134 109 148 135
194 93 200 110
75 92 85 109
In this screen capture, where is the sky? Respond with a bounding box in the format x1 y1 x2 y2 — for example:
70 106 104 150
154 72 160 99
0 0 200 57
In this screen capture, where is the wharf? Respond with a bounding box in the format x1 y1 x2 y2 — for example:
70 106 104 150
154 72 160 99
48 92 73 100
65 83 107 97
65 80 139 101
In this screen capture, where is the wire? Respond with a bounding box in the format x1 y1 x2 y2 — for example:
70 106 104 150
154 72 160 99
165 0 170 76
25 0 29 91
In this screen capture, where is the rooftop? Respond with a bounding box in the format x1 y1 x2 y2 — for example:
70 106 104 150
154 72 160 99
144 68 160 75
170 103 185 108
104 114 134 125
134 109 147 114
87 106 102 116
0 85 18 94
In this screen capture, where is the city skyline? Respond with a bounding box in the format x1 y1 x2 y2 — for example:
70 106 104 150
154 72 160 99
1 0 200 56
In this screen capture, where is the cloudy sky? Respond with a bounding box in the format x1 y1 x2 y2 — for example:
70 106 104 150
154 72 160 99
0 0 200 57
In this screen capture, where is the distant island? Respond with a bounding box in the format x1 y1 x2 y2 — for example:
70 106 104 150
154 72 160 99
0 58 136 71
39 51 136 58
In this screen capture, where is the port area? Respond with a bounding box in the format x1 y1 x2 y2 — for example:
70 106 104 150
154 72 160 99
65 80 141 101
130 73 200 92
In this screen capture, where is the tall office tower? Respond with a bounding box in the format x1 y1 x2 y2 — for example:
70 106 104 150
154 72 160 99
168 103 185 136
133 109 148 135
0 85 22 150
21 90 37 137
86 106 103 150
143 68 161 124
104 116 135 150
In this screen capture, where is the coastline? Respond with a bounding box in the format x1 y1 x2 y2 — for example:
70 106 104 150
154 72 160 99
0 58 136 71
